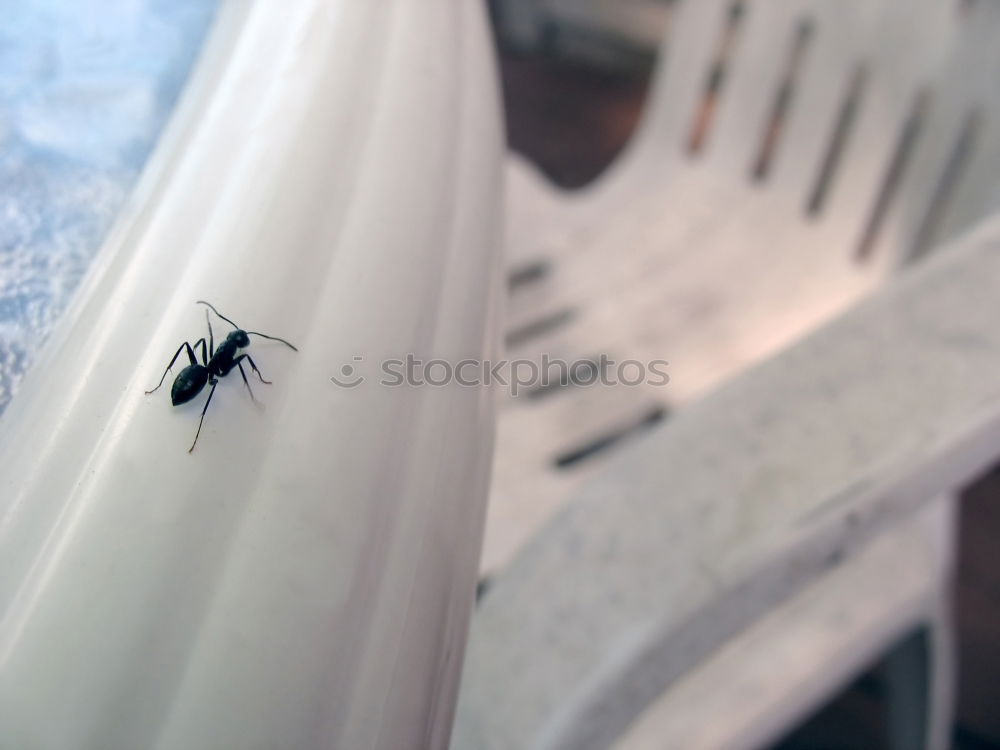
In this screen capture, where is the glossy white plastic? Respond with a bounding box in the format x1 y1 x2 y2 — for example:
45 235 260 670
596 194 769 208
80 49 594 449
0 1 503 748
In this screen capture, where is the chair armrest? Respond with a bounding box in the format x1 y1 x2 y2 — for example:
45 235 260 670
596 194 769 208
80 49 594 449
0 1 503 747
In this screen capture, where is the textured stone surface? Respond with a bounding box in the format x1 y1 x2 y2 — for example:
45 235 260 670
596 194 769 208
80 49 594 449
0 0 217 412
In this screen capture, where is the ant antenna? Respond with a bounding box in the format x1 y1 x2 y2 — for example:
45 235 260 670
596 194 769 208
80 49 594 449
248 331 298 351
197 300 239 330
196 300 298 351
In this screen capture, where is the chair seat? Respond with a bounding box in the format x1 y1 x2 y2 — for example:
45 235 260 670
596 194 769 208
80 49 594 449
486 158 886 573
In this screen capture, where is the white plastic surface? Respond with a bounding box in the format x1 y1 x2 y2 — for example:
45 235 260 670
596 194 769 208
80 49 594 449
0 1 503 747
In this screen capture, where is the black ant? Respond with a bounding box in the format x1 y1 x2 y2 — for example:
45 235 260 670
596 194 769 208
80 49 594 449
146 301 298 452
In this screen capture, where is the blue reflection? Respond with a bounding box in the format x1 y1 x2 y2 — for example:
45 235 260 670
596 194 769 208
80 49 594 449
0 0 218 413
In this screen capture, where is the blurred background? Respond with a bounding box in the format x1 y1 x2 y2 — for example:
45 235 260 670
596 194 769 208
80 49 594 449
488 2 1000 747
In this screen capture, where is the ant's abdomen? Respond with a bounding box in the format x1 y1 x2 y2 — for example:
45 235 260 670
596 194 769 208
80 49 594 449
171 365 209 406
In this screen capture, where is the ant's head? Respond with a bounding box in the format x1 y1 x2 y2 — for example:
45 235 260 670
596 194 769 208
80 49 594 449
198 301 298 352
229 330 251 348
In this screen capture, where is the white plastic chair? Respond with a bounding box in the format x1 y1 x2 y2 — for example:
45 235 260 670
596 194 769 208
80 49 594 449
484 0 991 576
459 0 1000 748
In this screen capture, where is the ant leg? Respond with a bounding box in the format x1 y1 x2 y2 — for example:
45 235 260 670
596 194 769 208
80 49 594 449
236 360 256 401
189 379 218 453
205 308 215 358
146 341 201 395
243 354 272 385
195 337 209 367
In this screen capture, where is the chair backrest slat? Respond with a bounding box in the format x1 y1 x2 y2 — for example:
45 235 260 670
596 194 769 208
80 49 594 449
621 0 741 174
613 0 974 267
897 0 1000 263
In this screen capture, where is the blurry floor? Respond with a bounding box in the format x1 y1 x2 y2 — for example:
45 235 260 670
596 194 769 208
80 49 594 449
954 468 1000 746
498 41 1000 750
499 54 650 188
